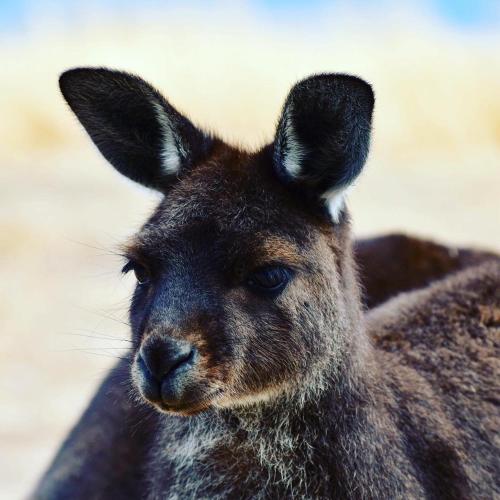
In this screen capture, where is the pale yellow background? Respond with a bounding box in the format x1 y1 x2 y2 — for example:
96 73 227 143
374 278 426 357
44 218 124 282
1 3 499 497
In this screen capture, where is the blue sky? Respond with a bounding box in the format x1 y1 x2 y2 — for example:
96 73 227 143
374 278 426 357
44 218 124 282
1 0 499 32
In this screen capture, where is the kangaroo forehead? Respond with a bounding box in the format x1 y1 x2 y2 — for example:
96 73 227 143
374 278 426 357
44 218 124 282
130 217 312 266
162 156 289 223
149 155 323 234
129 151 333 260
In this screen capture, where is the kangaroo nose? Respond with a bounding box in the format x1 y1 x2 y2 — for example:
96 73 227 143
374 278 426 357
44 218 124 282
139 337 194 382
137 336 196 407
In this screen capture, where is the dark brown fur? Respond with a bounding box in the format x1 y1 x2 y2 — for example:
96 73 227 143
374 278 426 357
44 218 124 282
368 262 500 498
354 233 497 308
33 69 499 499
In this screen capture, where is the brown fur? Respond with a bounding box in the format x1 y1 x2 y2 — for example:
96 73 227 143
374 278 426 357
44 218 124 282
367 262 500 498
354 233 497 308
33 69 500 499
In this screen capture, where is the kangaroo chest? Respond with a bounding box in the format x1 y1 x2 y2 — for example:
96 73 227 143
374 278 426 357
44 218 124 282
142 409 429 500
145 418 333 500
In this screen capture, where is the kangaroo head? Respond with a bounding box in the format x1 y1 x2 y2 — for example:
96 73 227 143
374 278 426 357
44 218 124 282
60 68 374 415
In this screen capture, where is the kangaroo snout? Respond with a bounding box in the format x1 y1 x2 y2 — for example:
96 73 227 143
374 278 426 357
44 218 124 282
136 336 196 409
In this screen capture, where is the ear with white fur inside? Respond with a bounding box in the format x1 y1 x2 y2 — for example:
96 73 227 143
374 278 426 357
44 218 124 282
273 74 374 222
59 67 213 190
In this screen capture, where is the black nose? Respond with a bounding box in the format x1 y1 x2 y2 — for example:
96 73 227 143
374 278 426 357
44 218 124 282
139 337 194 381
137 337 196 405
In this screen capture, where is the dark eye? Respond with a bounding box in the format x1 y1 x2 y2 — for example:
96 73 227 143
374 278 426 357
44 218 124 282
122 260 150 285
246 266 292 295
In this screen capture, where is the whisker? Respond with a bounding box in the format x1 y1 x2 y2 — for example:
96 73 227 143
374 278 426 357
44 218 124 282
64 346 132 351
54 348 131 361
63 331 133 343
65 238 125 258
91 310 131 327
71 304 131 327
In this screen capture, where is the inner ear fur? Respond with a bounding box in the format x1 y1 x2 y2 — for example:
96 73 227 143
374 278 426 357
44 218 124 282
273 74 374 221
59 67 214 190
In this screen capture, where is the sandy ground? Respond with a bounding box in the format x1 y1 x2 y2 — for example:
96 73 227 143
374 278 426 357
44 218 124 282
1 10 499 498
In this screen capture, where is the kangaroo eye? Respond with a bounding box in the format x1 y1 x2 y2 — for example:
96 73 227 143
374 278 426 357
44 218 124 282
122 261 150 285
246 266 292 295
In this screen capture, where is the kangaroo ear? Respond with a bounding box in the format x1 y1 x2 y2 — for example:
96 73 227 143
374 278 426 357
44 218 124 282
59 67 213 190
273 74 374 222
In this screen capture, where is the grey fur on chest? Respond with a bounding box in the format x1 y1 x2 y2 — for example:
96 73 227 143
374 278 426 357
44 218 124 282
145 410 331 500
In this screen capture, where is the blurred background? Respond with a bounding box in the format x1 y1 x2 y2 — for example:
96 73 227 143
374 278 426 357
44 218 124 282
1 0 499 497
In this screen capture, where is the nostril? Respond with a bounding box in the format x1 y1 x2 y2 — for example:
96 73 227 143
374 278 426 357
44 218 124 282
170 348 195 374
161 346 195 380
137 352 153 377
159 348 196 405
136 353 161 403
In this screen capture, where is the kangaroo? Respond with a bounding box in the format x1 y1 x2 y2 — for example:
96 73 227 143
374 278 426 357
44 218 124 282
353 233 496 308
34 68 499 499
